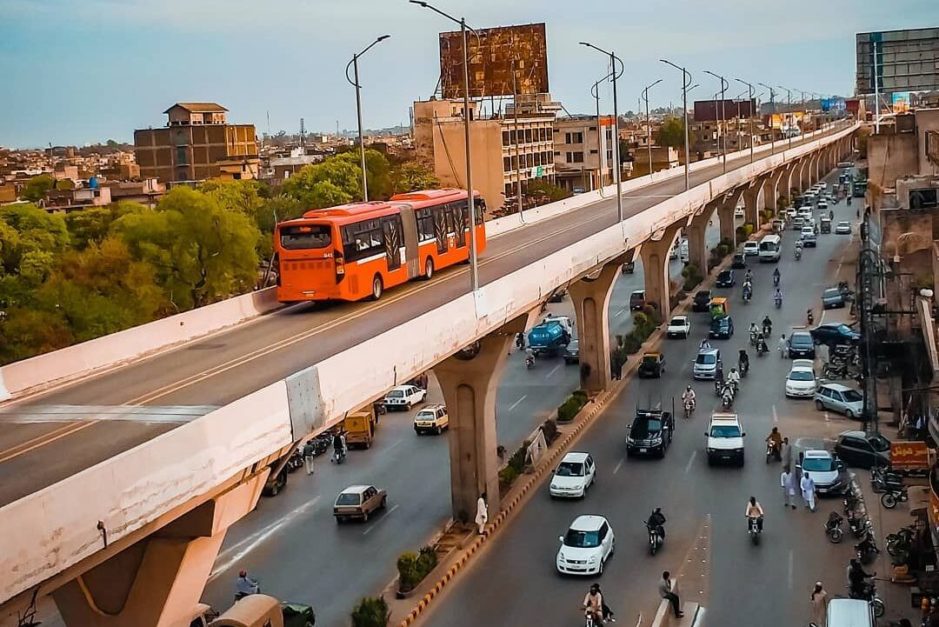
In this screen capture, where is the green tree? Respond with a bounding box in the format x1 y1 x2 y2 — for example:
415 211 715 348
655 116 686 149
0 307 73 364
391 162 439 194
336 149 393 199
54 179 75 191
65 201 147 250
113 187 260 309
21 175 55 202
283 158 361 207
0 204 69 276
525 180 573 205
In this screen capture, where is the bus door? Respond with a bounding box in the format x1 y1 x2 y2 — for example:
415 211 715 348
451 201 467 248
398 207 420 278
382 215 403 271
433 207 449 255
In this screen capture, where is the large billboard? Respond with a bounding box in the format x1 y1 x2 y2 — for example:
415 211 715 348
856 28 939 95
693 99 756 122
439 23 549 100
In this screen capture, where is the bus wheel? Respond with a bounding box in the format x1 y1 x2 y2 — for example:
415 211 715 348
423 258 434 280
371 275 383 300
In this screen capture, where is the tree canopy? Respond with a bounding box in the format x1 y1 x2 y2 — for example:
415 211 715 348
655 116 686 149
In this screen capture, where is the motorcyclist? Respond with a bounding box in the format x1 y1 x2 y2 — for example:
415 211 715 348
333 431 346 461
525 347 535 367
647 507 667 540
847 558 874 598
582 583 604 624
757 335 769 355
749 322 759 342
765 427 783 457
744 268 753 284
806 308 815 325
681 385 696 410
699 338 712 350
515 332 525 349
742 283 752 300
762 315 772 336
773 267 780 285
235 569 260 601
721 383 734 406
745 496 765 532
726 366 740 389
738 349 749 374
773 288 782 305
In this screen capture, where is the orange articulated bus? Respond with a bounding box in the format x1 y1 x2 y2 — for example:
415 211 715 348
274 188 486 303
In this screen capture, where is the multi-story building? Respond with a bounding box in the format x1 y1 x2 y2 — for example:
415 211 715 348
134 103 259 184
552 115 615 193
412 95 557 215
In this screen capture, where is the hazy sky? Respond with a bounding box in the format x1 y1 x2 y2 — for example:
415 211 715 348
1 0 937 148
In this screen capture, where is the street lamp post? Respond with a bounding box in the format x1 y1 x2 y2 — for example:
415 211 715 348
591 72 614 190
410 1 480 292
661 59 692 191
642 79 662 177
758 83 776 154
345 34 391 202
735 78 755 163
582 42 625 222
704 70 728 172
777 86 793 149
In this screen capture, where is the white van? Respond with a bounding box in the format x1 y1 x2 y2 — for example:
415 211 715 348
758 234 782 262
825 598 874 627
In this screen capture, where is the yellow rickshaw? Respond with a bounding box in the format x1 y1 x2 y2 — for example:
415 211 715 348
709 297 729 319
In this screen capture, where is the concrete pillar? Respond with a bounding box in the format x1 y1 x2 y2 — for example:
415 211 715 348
434 312 537 522
568 256 627 394
639 222 684 316
686 206 713 275
53 474 267 627
717 186 747 247
743 176 769 227
767 165 790 212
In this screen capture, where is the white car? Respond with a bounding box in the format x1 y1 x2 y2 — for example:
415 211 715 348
797 208 812 220
666 315 691 339
734 206 745 218
556 515 615 575
786 208 797 219
785 359 818 398
742 241 760 257
383 384 427 411
835 221 852 235
549 452 596 498
706 413 745 466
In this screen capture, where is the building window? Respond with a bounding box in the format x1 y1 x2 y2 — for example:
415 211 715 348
525 129 533 143
590 149 599 154
554 151 560 156
502 130 510 145
503 156 511 172
565 132 584 144
566 152 584 164
175 146 188 165
589 126 597 131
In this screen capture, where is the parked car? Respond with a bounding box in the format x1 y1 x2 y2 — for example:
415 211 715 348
333 485 387 522
785 359 817 398
798 449 850 496
709 315 734 339
716 269 735 288
637 352 666 378
814 382 864 419
549 452 596 498
562 339 580 365
692 290 713 312
626 409 674 457
787 331 816 359
383 384 427 411
629 290 646 310
666 316 691 339
414 404 449 435
822 287 847 309
835 221 852 235
556 515 615 576
833 430 891 469
811 322 860 346
742 241 760 257
693 348 721 380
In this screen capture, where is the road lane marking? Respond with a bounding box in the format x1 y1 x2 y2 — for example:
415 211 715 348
208 496 320 581
508 395 528 412
615 307 627 317
772 405 778 424
613 458 625 475
545 364 561 380
788 549 794 590
363 504 399 536
684 451 698 474
0 421 96 463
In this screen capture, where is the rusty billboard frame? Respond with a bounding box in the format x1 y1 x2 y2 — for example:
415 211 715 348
439 23 549 99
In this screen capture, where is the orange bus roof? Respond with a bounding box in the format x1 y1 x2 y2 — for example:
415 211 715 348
391 188 479 210
296 201 398 224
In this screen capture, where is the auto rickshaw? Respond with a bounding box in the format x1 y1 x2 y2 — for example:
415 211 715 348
820 217 832 234
709 297 729 319
637 352 666 378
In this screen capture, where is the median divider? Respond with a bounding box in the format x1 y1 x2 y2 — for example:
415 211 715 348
394 244 742 626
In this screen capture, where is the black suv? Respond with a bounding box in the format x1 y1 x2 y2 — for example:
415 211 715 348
716 269 735 288
692 290 712 312
626 409 674 458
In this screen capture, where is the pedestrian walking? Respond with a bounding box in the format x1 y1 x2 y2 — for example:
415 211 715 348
780 437 792 471
810 581 828 627
475 493 488 535
777 334 788 358
658 571 684 618
302 440 316 475
780 468 797 509
801 472 817 512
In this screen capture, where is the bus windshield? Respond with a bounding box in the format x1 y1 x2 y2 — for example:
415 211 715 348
759 239 779 252
279 224 332 250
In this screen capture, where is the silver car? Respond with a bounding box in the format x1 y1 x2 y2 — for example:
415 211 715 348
693 348 721 380
814 383 864 419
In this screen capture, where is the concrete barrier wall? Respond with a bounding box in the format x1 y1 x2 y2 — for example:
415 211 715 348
0 124 855 605
0 287 279 401
0 380 293 605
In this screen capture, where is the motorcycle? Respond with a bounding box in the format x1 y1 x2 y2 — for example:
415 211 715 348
756 341 768 357
794 247 802 261
742 288 751 304
856 530 879 565
332 447 346 465
285 448 304 473
310 434 332 457
583 609 601 627
765 442 781 464
683 398 695 419
646 521 664 555
525 355 535 369
774 295 782 309
722 390 734 410
748 516 762 545
738 358 749 378
749 330 761 348
848 580 885 618
886 527 916 557
773 273 780 287
847 514 870 539
825 512 844 543
806 309 814 325
871 467 903 494
762 323 772 339
881 486 908 509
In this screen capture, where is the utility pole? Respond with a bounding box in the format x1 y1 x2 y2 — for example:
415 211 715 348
345 34 391 202
582 42 625 221
512 60 523 218
759 83 777 154
735 78 756 163
642 79 662 176
661 59 692 191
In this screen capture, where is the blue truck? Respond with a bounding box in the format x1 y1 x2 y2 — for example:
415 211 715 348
527 315 573 357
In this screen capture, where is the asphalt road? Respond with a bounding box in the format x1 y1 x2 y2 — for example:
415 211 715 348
421 168 866 627
0 126 840 508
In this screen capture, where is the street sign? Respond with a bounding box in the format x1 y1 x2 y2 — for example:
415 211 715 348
530 166 545 178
